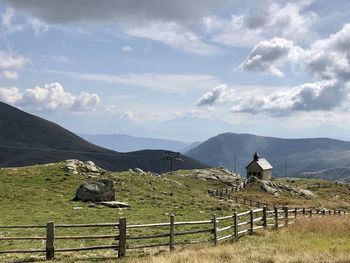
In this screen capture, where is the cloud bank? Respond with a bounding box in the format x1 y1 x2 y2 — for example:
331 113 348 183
198 23 350 115
0 83 100 112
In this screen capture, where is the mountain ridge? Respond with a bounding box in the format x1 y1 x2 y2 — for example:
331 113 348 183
80 133 190 152
186 132 350 182
0 101 208 172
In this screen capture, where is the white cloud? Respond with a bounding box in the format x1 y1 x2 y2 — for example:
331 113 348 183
240 38 303 77
0 50 28 69
0 83 100 112
2 70 19 80
122 46 132 52
28 17 48 35
1 7 23 33
0 87 22 104
305 23 350 81
230 80 348 115
195 84 234 106
127 22 219 56
0 50 28 80
241 23 350 81
119 111 133 120
211 1 318 48
197 80 349 116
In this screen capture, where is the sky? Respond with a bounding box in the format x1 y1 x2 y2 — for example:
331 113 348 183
1 0 350 142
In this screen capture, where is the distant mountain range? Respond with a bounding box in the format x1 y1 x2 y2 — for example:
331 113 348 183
0 102 208 173
185 132 350 182
80 133 191 152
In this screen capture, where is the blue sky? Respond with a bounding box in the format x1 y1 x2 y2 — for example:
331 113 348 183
1 0 350 142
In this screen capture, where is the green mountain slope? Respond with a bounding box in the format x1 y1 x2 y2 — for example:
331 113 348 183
0 101 208 172
186 132 350 181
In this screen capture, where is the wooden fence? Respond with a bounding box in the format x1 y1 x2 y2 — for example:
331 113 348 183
301 182 349 189
208 188 274 209
0 206 348 260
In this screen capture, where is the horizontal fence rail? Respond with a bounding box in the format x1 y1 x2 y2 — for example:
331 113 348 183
0 206 348 260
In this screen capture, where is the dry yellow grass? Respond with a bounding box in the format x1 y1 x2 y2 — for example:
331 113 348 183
128 216 350 263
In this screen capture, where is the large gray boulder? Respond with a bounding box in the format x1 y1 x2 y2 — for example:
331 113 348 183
73 179 115 202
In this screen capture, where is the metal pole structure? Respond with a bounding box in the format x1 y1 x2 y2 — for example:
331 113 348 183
162 151 184 172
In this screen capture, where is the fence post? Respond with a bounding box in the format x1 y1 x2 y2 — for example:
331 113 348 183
235 196 238 203
250 210 254 235
302 208 305 216
46 221 55 260
284 206 288 227
213 215 217 246
274 206 278 229
322 210 325 216
262 206 267 228
257 201 260 208
233 212 238 241
169 215 175 251
118 217 127 258
294 208 297 219
309 209 313 218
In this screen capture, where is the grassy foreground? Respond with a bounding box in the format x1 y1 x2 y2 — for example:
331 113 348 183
130 216 350 263
1 162 350 262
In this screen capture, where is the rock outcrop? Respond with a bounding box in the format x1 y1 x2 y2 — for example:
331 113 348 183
177 168 241 186
73 179 115 202
247 176 316 199
63 159 105 176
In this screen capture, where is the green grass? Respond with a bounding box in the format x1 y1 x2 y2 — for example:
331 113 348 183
1 162 350 262
0 163 240 262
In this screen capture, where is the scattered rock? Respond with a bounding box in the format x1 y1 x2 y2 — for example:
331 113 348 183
135 168 145 174
73 179 115 202
261 182 279 196
297 189 316 198
248 177 317 199
62 159 105 176
196 173 217 181
179 168 241 186
96 201 130 208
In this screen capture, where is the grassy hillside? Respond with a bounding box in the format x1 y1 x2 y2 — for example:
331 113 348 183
186 132 350 181
0 101 208 172
0 162 349 262
131 216 350 263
